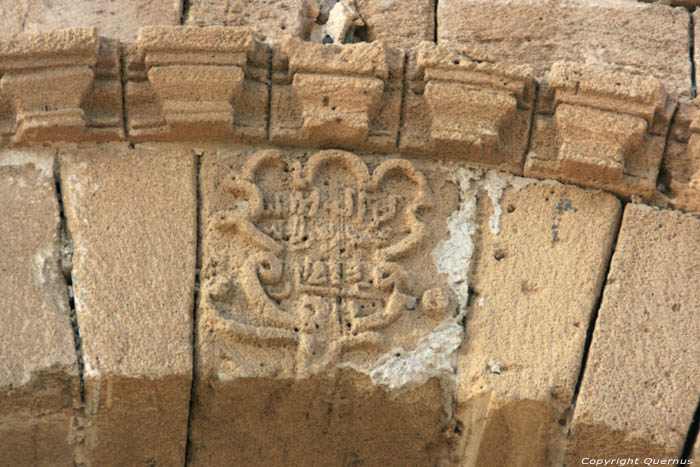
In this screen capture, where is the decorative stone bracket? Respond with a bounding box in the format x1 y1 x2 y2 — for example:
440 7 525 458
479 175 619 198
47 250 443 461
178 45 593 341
270 36 404 151
525 62 675 199
657 99 700 212
0 28 123 144
400 42 536 174
124 26 270 142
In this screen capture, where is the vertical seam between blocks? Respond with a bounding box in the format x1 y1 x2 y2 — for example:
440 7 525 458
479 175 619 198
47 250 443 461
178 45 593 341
54 150 86 404
183 151 202 466
680 399 700 461
690 11 697 98
568 200 626 425
396 51 409 152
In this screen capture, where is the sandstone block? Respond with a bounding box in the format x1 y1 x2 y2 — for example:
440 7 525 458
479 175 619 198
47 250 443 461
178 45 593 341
0 28 123 144
186 0 319 44
189 147 463 465
658 99 700 213
568 204 700 461
60 143 196 466
0 0 181 41
354 0 434 49
125 26 269 143
0 148 79 466
270 37 404 152
400 42 535 173
525 62 675 200
449 171 621 466
438 0 690 99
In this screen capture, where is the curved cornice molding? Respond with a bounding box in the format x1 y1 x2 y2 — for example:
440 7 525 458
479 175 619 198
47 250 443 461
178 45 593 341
0 26 697 212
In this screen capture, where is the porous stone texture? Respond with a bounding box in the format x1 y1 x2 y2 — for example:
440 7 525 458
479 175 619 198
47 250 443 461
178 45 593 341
188 147 462 465
0 28 124 144
270 37 404 152
451 170 621 466
186 0 320 43
659 99 700 212
124 26 270 143
354 0 435 49
525 61 674 200
438 0 691 99
0 148 79 466
401 42 535 173
0 0 182 41
568 204 700 461
60 143 196 466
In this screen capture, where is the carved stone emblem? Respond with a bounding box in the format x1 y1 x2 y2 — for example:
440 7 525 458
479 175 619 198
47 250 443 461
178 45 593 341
201 150 449 378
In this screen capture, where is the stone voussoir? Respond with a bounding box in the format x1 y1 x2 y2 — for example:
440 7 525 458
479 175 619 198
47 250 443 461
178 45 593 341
60 143 197 466
124 26 270 143
525 61 675 201
567 204 700 461
188 146 463 466
0 28 124 145
0 148 80 467
448 170 621 466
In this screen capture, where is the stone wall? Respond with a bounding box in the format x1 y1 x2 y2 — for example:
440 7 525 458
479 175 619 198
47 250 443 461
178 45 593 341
1 1 699 466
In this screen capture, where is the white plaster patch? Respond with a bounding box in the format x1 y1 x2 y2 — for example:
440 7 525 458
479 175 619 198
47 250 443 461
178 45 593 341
431 167 480 307
348 318 464 391
0 148 54 178
83 358 100 378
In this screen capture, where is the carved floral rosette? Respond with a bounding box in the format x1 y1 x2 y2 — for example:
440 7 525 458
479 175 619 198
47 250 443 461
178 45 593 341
203 150 449 378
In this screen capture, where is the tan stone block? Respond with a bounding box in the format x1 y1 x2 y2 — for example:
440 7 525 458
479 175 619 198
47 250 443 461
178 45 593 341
525 62 675 200
125 26 269 143
270 37 404 151
186 0 319 43
190 147 463 465
568 204 700 461
60 143 196 465
438 0 691 99
658 99 700 213
0 0 181 41
400 42 535 173
451 172 621 466
0 28 123 144
0 148 79 466
354 0 434 49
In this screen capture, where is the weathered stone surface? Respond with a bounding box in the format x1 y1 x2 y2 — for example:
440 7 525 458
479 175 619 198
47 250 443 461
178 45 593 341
354 0 434 49
186 0 320 43
568 204 700 461
0 148 79 466
438 0 690 99
0 0 181 41
658 99 700 212
0 28 123 144
449 170 621 466
125 26 269 143
189 147 462 465
270 37 403 151
526 62 674 200
401 42 535 173
60 143 196 466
